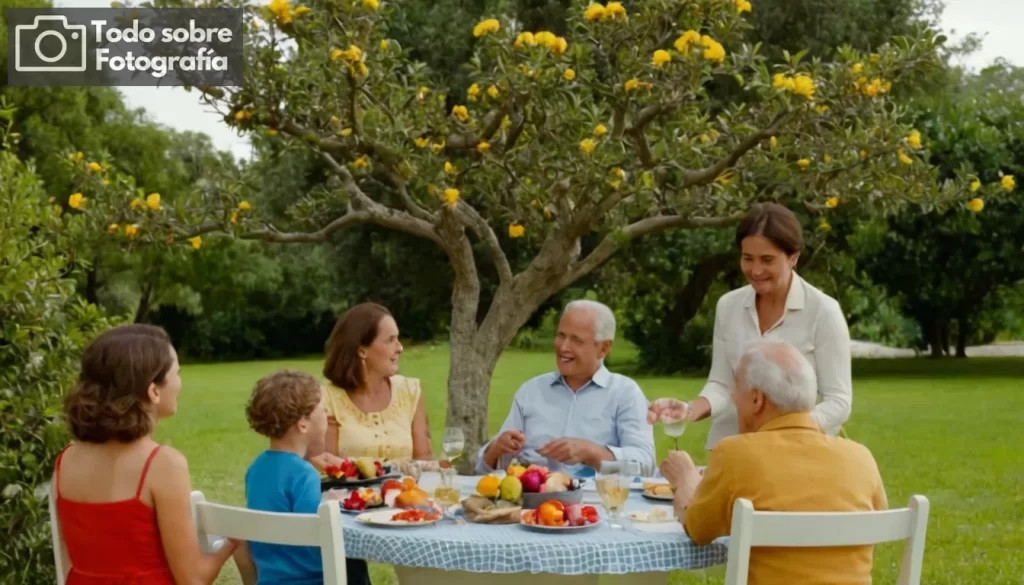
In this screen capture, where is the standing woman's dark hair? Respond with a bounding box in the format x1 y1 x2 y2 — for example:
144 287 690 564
734 201 804 256
322 302 394 391
64 324 174 443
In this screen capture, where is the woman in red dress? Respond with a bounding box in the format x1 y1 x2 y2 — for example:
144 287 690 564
54 324 237 585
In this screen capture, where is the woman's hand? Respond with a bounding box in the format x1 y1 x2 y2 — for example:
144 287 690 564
647 399 690 424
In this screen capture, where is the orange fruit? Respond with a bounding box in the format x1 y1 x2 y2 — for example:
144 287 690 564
401 477 417 491
476 475 501 498
394 488 429 508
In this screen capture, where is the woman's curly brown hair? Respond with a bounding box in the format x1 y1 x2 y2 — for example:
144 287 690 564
245 370 322 439
64 324 174 443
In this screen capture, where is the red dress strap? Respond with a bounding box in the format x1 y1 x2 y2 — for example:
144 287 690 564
134 445 163 500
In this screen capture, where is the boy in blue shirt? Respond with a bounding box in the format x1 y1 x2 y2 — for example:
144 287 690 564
235 370 371 585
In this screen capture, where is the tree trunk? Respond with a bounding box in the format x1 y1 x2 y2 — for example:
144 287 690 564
928 319 947 358
955 317 969 358
654 252 735 369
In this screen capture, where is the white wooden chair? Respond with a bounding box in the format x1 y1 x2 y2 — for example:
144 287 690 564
724 495 930 585
47 477 70 585
190 491 347 585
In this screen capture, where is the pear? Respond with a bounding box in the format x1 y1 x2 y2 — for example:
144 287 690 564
499 475 523 503
355 458 378 479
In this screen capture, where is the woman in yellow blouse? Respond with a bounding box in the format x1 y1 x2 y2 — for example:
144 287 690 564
315 302 434 463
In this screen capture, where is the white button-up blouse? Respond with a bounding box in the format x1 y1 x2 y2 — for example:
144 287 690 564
699 272 853 449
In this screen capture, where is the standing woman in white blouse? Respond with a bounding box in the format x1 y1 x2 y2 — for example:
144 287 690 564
649 202 852 449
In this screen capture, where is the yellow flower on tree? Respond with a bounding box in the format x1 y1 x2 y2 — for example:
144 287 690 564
68 193 86 208
468 83 481 101
797 159 810 169
487 85 499 98
444 188 460 207
624 78 640 91
231 211 239 224
362 0 378 10
415 137 430 148
417 86 430 100
907 130 922 149
770 136 777 149
107 223 119 235
819 220 831 231
239 201 252 210
815 104 829 113
146 193 161 210
579 138 596 154
551 37 569 56
269 0 291 24
125 224 139 238
451 105 469 121
508 223 525 238
674 31 701 56
700 35 726 63
189 236 202 250
444 161 456 174
898 149 913 165
851 63 863 74
340 128 353 137
514 32 535 49
431 141 446 154
267 128 278 135
826 197 839 208
534 31 557 47
293 6 310 16
652 50 671 67
473 18 500 37
791 74 815 98
1001 175 1015 191
593 124 608 137
87 162 104 172
563 68 576 81
824 154 832 163
477 141 491 153
69 152 84 161
970 178 981 192
584 3 605 20
130 199 143 209
736 0 752 14
354 156 369 168
604 2 626 19
967 198 984 213
380 39 389 50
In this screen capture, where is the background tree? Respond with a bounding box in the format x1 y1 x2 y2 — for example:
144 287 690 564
855 62 1023 357
77 0 989 467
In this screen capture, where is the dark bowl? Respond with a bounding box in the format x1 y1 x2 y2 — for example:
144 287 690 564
521 488 584 509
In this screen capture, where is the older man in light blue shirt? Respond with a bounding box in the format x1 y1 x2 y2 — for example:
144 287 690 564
476 300 655 476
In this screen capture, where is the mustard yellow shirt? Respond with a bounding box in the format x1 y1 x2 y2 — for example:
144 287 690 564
685 413 888 585
322 375 422 462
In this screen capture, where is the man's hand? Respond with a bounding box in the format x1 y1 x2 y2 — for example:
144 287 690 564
484 430 526 468
647 398 690 425
537 437 609 467
661 450 701 507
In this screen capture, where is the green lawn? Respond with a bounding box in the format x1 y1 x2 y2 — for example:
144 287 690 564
159 345 1024 585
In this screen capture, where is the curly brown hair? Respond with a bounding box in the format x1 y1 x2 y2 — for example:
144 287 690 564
63 324 175 443
245 370 323 439
323 302 392 391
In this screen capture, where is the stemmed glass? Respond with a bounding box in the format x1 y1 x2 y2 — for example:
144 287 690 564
662 418 686 451
596 460 638 529
432 467 461 520
442 427 465 464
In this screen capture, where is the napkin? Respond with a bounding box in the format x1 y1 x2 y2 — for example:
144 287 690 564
460 496 522 524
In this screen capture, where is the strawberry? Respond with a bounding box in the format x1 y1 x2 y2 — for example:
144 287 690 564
374 461 384 477
343 491 366 511
581 505 599 525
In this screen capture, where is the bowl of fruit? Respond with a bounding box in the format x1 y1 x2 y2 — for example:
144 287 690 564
321 457 398 491
521 501 601 533
505 463 584 509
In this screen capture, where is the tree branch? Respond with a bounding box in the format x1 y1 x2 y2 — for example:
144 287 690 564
455 203 514 286
682 111 793 186
563 212 745 285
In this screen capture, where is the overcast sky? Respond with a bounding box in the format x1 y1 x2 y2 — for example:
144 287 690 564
54 0 1024 162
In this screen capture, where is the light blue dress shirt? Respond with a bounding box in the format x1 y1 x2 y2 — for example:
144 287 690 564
476 365 655 476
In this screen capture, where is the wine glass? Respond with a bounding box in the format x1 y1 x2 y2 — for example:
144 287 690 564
596 460 637 529
432 467 460 519
442 427 465 463
662 419 686 451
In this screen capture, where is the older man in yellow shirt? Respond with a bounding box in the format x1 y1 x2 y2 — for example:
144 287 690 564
660 340 888 585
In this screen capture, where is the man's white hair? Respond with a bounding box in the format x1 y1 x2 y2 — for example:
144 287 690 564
563 300 616 342
737 340 817 413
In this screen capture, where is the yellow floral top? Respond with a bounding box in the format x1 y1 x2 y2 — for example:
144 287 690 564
322 375 421 462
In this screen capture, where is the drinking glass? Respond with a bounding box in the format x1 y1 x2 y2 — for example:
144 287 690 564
442 427 465 463
398 459 424 483
596 460 638 529
662 419 686 451
432 467 461 518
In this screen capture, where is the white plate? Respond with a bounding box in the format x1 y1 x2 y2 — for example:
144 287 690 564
641 491 674 502
354 509 442 527
519 520 602 534
628 507 675 523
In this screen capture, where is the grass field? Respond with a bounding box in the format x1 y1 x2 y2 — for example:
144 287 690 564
158 344 1024 585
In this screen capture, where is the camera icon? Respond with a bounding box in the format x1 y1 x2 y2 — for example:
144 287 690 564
15 15 87 72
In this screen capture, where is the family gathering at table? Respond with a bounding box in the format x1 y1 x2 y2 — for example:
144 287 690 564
52 203 898 585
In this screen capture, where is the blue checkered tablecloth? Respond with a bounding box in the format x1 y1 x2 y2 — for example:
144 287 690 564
336 477 729 575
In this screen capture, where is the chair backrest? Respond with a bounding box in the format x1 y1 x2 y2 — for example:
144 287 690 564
724 495 929 585
190 491 347 585
48 476 70 585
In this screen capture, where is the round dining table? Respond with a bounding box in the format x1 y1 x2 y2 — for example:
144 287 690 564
334 473 729 585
